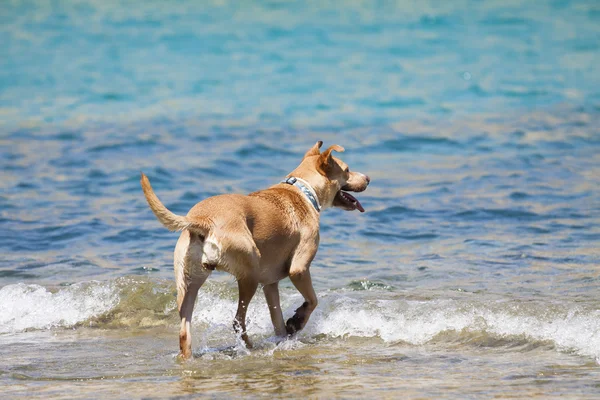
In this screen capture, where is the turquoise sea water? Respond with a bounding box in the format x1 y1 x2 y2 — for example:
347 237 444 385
1 1 600 398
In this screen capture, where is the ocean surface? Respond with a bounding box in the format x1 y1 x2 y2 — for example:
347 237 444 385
1 0 600 398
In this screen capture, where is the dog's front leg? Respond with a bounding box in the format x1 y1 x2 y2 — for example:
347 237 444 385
234 277 258 348
286 268 318 335
263 282 286 336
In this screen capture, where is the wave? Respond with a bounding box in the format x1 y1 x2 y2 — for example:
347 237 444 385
1 278 598 363
0 281 118 333
307 295 600 363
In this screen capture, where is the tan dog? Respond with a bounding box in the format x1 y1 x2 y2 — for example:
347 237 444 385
141 141 370 359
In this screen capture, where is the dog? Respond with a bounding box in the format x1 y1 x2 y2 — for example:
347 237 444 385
140 141 370 359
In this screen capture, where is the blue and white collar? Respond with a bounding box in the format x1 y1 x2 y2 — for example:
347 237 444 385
281 176 321 212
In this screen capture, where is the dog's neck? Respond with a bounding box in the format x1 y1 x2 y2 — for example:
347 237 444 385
282 176 321 212
286 167 338 212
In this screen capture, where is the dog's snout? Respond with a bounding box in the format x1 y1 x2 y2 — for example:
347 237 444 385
359 173 370 185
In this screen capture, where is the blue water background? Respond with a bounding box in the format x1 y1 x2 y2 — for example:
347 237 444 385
2 0 599 125
1 0 599 299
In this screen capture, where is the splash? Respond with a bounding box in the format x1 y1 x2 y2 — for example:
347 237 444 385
0 282 118 333
305 293 600 362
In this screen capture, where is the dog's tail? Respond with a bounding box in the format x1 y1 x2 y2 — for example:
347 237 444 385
140 173 210 236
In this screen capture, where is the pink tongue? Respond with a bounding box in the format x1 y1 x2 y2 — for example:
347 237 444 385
344 192 365 212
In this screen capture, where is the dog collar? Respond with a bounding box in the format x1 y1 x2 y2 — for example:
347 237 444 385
281 176 321 212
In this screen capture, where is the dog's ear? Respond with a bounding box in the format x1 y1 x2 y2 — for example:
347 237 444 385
317 145 345 174
303 141 323 159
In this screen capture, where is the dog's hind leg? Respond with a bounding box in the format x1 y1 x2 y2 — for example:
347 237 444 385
178 282 203 359
219 223 261 348
233 277 258 348
263 282 286 337
175 230 210 359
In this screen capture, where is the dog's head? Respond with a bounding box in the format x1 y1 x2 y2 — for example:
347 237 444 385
295 141 370 212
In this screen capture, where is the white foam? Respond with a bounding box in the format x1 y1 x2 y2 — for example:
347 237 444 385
307 296 461 343
484 306 600 363
304 293 600 362
191 287 288 337
189 289 600 362
0 282 119 334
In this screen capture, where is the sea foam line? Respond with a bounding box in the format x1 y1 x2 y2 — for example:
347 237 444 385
0 282 119 334
1 281 598 363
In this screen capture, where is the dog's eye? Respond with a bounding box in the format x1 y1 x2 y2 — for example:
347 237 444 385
344 167 349 173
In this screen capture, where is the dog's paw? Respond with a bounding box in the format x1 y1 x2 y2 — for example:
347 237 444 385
286 301 310 335
285 315 302 336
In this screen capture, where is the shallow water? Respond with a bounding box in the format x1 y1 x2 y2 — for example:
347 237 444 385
1 0 600 398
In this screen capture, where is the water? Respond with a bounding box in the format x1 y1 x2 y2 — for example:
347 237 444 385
1 0 600 398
